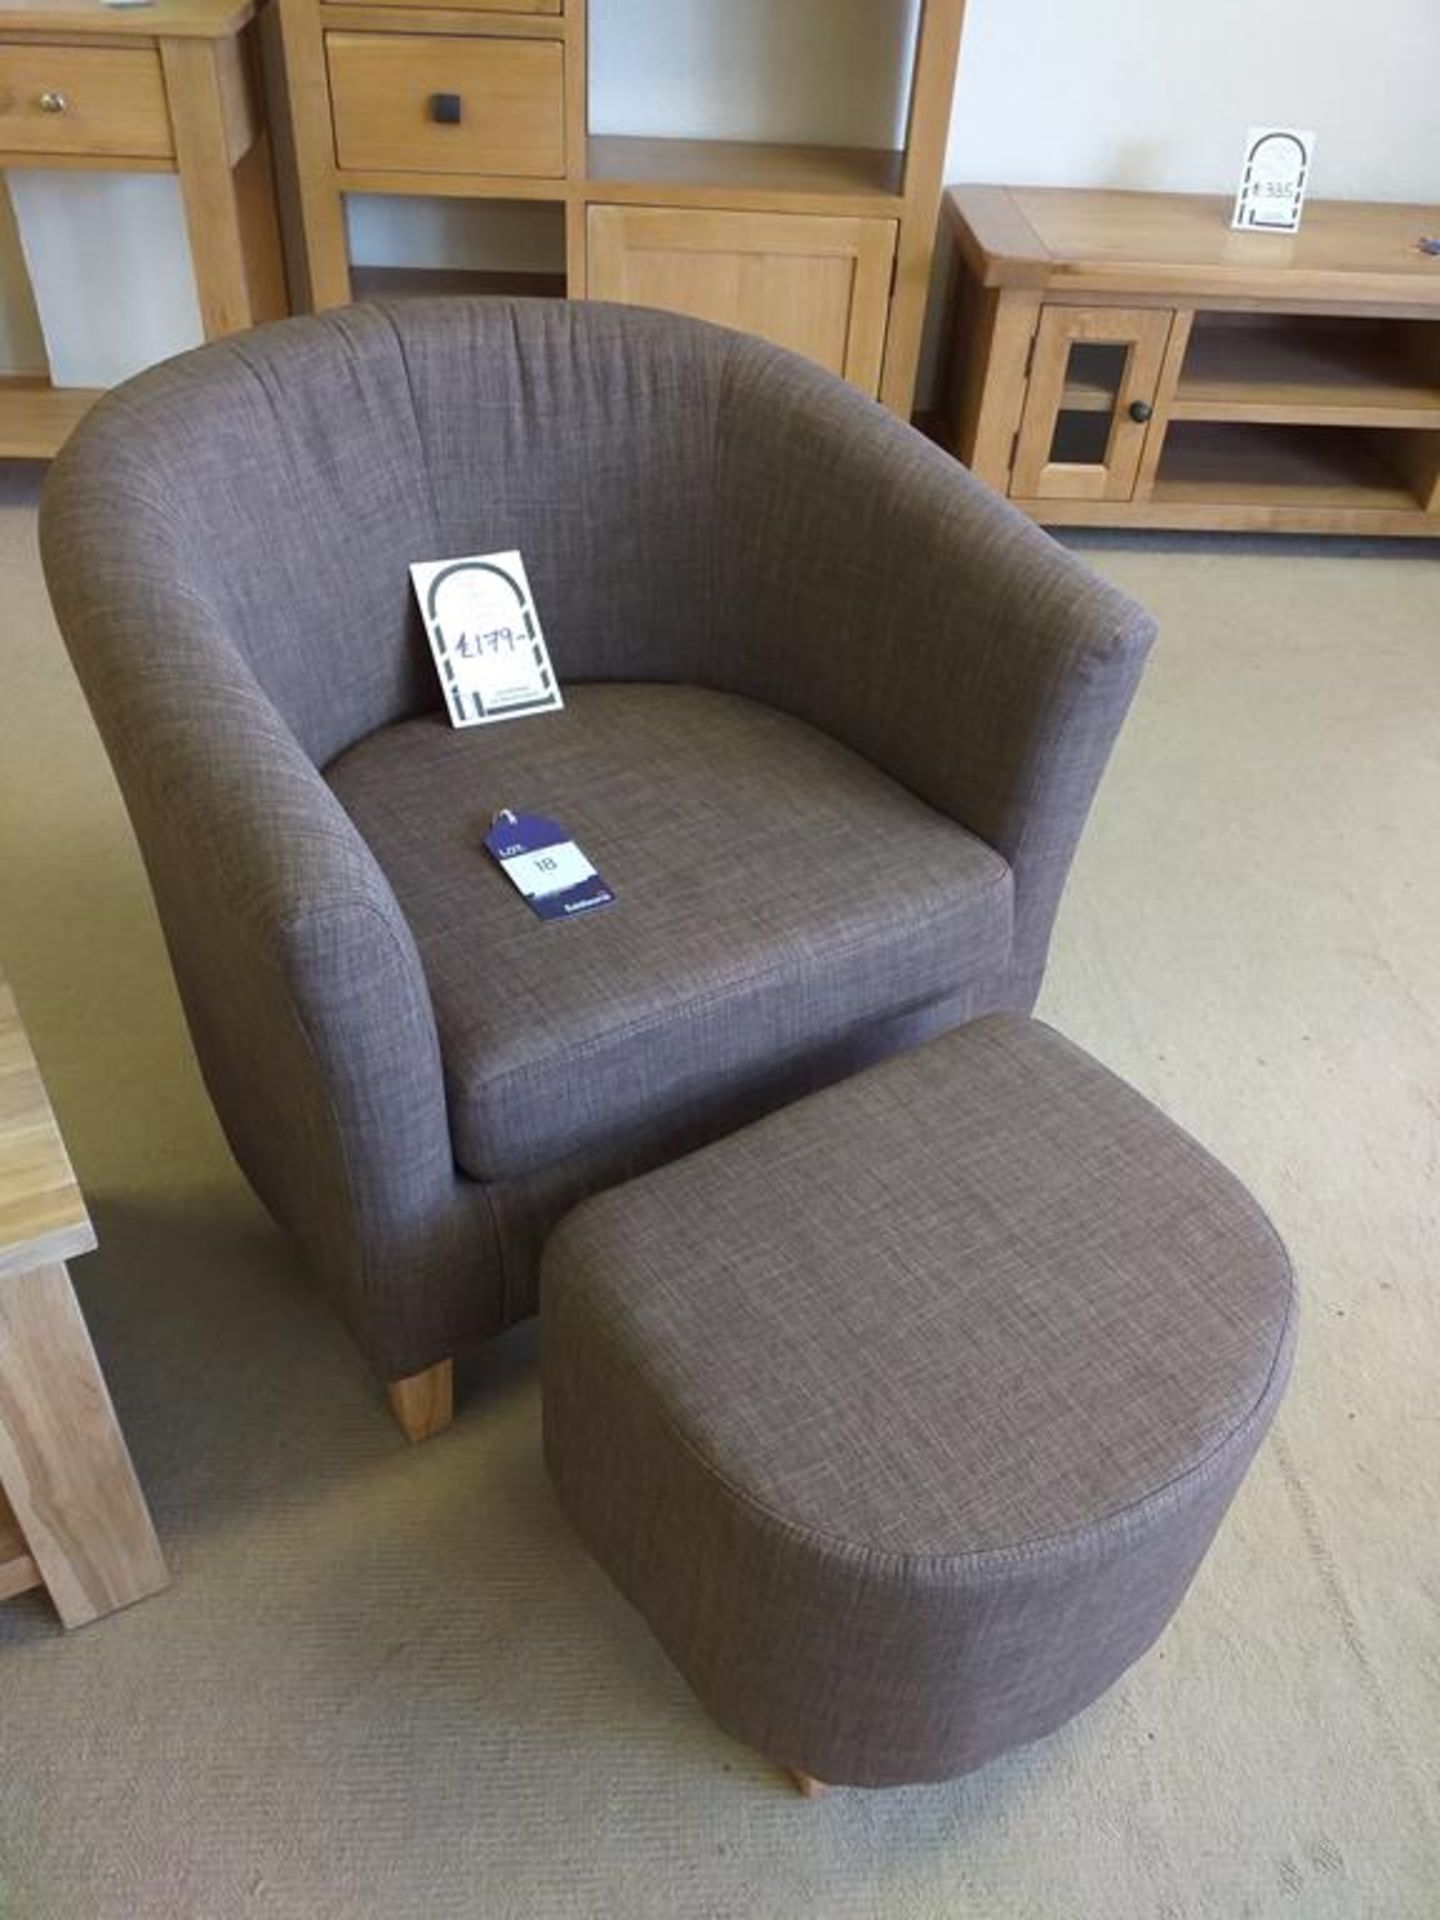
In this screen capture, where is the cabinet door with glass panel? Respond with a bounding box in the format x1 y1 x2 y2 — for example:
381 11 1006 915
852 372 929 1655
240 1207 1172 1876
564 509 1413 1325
1011 307 1174 501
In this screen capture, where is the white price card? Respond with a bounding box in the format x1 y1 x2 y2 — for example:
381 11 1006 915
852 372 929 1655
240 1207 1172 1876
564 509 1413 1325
1232 128 1315 234
411 549 563 728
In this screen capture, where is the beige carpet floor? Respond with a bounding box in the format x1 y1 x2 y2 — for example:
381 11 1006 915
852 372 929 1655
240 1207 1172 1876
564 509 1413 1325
0 459 1436 1919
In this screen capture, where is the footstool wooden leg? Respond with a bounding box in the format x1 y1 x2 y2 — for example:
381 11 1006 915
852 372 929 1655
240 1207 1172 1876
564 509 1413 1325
787 1768 827 1799
387 1358 453 1443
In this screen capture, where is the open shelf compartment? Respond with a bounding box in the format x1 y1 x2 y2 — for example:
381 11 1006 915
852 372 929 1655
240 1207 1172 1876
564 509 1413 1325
584 135 905 206
1172 314 1440 429
1151 421 1440 513
344 195 568 302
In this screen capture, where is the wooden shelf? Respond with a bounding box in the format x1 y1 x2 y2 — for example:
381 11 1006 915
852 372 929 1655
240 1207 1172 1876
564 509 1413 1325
0 379 105 461
1056 340 1132 415
1152 423 1424 512
584 136 906 210
1173 323 1440 428
350 265 566 301
1058 379 1118 414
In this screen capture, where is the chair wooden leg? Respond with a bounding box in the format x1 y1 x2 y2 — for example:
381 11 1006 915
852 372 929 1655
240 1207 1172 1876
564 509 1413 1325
787 1768 827 1799
386 1359 453 1444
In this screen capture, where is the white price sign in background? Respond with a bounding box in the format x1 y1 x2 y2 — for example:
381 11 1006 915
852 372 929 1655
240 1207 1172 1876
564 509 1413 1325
1232 128 1315 234
411 549 563 727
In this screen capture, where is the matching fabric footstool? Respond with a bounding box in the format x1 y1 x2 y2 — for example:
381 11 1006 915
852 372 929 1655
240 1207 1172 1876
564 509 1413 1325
541 1016 1295 1790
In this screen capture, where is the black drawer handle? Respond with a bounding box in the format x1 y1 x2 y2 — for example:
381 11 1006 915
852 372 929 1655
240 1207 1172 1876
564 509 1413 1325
429 93 463 126
1128 399 1154 424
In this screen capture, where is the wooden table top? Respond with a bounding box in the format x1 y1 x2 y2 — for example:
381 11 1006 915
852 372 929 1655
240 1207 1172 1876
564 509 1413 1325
0 0 253 39
0 977 94 1282
946 186 1440 308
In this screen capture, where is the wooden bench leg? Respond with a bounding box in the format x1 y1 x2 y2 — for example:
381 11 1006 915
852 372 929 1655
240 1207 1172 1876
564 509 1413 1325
387 1358 453 1444
0 1260 168 1629
787 1768 828 1799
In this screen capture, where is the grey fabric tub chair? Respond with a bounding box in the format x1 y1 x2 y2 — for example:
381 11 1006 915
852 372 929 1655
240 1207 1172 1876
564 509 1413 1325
40 299 1156 1439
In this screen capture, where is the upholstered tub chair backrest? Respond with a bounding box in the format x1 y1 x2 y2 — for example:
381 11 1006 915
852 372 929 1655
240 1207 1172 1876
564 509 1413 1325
43 299 741 771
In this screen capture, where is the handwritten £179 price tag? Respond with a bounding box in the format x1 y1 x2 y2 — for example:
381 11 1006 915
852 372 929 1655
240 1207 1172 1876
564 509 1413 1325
411 549 563 727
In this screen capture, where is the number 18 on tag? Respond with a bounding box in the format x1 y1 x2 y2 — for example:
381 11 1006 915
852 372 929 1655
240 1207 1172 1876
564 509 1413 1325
485 811 614 922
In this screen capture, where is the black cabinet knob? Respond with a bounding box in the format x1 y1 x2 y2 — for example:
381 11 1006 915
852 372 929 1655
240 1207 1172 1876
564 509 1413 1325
1128 399 1154 424
429 92 463 125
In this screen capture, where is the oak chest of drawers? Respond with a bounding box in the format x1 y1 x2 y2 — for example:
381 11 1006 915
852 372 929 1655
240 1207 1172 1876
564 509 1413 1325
265 0 968 414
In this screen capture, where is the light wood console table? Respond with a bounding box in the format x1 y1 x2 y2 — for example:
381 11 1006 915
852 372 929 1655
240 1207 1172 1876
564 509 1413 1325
941 186 1440 536
0 0 288 458
0 976 167 1628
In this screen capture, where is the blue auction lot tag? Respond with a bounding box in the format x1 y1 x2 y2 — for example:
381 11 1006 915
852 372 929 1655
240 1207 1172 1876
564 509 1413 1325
484 810 615 922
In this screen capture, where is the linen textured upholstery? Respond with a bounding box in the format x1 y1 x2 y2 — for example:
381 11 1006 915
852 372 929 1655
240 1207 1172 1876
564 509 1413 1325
328 687 1013 1180
542 1016 1297 1787
40 299 1155 1386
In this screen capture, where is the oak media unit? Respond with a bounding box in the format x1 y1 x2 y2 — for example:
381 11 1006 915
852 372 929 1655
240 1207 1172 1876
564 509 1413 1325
942 186 1440 537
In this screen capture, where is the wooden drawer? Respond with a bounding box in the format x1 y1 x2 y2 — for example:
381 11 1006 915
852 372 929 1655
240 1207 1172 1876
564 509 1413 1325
0 44 172 161
327 33 564 178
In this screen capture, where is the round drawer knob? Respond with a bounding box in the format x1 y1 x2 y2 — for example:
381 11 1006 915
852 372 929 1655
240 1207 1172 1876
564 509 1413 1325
1128 399 1154 424
37 90 69 114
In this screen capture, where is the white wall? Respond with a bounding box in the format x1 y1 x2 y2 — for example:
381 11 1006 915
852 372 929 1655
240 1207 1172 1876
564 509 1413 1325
947 0 1440 199
588 0 917 145
0 183 46 377
9 172 203 388
3 0 1438 386
347 198 567 275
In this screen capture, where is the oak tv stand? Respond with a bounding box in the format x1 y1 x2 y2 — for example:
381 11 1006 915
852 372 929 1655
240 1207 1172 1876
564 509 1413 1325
941 186 1440 537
